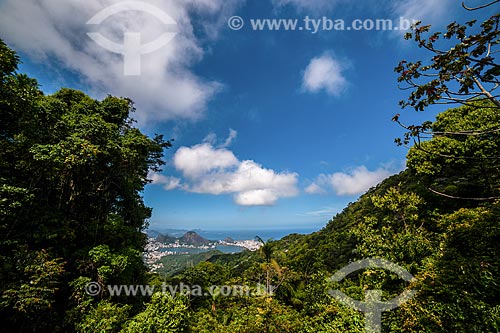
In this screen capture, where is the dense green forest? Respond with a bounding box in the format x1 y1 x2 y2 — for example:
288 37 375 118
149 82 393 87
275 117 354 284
1 9 500 332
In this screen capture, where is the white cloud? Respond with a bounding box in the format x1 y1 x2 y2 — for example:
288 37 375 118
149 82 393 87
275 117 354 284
174 143 239 178
202 133 218 145
234 189 279 207
148 172 181 190
167 136 299 206
302 54 348 96
309 166 395 196
221 129 238 148
203 128 238 148
304 182 326 194
391 0 454 24
329 166 392 195
0 0 243 124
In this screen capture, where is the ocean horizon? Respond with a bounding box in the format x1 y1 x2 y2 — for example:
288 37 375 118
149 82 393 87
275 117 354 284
148 226 323 241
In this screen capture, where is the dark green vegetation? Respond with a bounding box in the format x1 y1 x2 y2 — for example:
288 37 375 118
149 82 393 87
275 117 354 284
0 39 172 331
157 250 225 277
1 7 500 332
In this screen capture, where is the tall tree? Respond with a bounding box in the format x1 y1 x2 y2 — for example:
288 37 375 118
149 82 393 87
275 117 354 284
393 3 500 199
0 39 171 332
406 101 500 200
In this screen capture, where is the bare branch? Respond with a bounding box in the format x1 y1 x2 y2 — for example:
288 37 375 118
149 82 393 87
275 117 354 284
414 142 500 160
470 71 500 108
433 127 500 136
462 0 500 11
428 187 500 200
394 118 500 138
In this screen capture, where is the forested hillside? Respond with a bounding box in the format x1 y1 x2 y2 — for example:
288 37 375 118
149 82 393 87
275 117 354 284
177 115 500 332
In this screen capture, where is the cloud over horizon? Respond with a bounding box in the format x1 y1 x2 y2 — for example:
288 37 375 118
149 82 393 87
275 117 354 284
151 130 300 206
307 165 396 196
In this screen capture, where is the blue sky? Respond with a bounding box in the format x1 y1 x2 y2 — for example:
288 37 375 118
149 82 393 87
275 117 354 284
0 0 494 231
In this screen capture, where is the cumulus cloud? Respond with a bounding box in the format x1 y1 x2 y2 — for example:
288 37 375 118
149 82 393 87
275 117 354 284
308 165 396 196
148 172 181 190
302 54 348 96
304 182 326 194
234 189 280 207
174 143 239 178
165 131 299 206
329 166 392 195
0 0 242 124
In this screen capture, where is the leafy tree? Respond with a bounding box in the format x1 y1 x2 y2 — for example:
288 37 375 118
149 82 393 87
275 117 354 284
121 292 189 333
395 11 499 114
189 295 305 333
406 102 500 200
393 3 499 199
399 202 500 332
1 249 65 331
0 39 171 331
255 236 275 293
353 186 435 269
255 237 290 296
76 301 131 333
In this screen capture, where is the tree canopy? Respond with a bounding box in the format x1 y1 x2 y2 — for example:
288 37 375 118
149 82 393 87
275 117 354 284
0 39 171 331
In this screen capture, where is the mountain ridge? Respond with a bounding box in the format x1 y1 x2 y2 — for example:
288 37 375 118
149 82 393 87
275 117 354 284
148 230 212 246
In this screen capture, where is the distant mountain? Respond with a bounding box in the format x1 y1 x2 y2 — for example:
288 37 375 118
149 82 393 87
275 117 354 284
149 228 205 238
156 233 177 244
150 230 213 246
179 231 211 246
223 236 235 243
146 229 161 238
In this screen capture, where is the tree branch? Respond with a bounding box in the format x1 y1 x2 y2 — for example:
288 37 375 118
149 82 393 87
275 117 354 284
428 187 500 200
462 0 500 11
